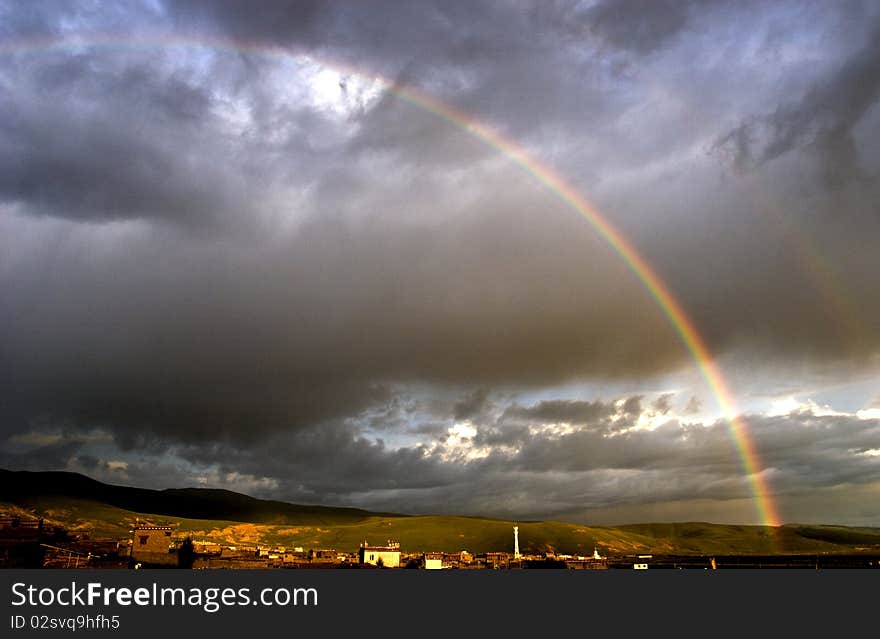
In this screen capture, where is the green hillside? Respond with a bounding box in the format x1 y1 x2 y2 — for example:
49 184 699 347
1 497 655 554
616 522 880 554
5 496 880 556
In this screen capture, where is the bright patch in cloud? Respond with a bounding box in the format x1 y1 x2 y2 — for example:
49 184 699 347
298 59 383 117
427 422 495 462
767 397 848 418
8 432 64 447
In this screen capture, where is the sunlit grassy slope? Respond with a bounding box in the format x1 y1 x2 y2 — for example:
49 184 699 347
618 522 880 555
1 496 654 554
4 496 880 556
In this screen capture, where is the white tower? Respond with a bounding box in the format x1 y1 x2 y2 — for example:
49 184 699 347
513 525 521 559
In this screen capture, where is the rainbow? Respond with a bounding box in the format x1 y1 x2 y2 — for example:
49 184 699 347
662 84 869 362
0 33 782 527
392 84 781 527
737 181 869 360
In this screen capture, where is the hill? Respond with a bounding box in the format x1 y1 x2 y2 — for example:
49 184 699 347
0 495 663 555
3 470 880 555
0 469 389 526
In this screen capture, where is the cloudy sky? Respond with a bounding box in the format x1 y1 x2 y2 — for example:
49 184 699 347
1 0 879 526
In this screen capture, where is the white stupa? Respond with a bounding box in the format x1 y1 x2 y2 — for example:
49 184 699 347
513 525 521 559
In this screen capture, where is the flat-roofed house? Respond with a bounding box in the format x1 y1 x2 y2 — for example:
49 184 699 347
423 552 443 569
130 525 176 566
358 541 400 568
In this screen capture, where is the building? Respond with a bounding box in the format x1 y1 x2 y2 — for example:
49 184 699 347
130 525 176 566
0 516 44 568
193 541 221 555
358 541 400 568
309 548 338 563
479 552 510 569
423 552 444 569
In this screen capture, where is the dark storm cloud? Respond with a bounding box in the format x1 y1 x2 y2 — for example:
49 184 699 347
167 422 459 500
714 19 880 189
14 405 879 523
438 411 880 521
167 0 623 140
581 0 697 55
167 0 324 46
0 50 281 226
1 0 880 527
166 0 519 65
501 399 615 425
0 439 86 473
452 388 492 421
1 161 683 444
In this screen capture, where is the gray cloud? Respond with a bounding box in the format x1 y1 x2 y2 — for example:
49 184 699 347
582 0 698 55
10 403 880 525
0 440 86 473
684 396 702 415
167 0 324 46
1 1 879 525
452 388 493 421
652 393 674 415
713 19 880 189
501 399 615 426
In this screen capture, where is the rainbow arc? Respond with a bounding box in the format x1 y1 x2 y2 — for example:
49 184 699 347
1 33 782 527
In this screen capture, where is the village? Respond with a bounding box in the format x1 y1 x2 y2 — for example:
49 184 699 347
1 515 612 570
5 513 880 569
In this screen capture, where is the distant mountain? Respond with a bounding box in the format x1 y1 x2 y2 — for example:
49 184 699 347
0 469 395 525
